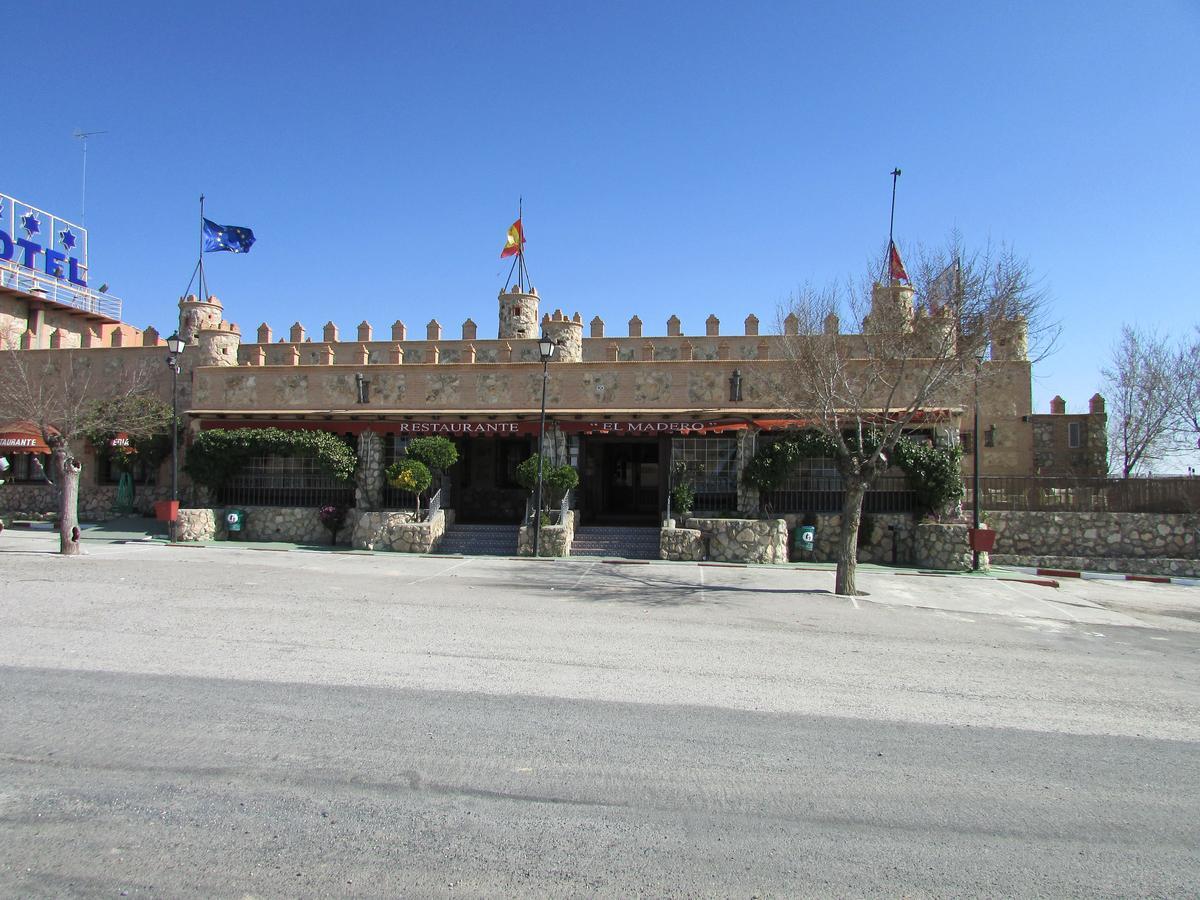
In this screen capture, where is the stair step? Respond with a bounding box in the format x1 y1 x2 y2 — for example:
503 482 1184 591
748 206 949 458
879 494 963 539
569 526 661 560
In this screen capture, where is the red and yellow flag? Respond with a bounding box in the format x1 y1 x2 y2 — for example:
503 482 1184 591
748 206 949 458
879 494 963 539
888 242 909 283
500 218 525 258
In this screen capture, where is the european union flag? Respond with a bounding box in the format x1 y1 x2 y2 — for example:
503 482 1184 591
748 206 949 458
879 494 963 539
202 217 256 254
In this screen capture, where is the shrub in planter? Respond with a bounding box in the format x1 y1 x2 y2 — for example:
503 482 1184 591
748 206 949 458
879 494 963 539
386 459 432 514
669 482 695 519
318 504 348 545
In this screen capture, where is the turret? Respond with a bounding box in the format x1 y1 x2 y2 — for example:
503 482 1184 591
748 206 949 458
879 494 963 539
541 309 583 362
990 315 1028 361
864 282 915 334
178 294 224 344
498 285 540 340
196 320 242 367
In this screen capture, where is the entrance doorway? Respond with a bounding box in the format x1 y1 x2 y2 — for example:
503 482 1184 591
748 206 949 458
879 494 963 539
582 439 662 523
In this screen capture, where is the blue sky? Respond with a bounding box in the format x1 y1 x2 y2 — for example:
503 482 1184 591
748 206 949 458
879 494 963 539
6 1 1198 440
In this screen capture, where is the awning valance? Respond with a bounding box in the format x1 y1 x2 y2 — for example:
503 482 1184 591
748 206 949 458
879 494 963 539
0 423 51 454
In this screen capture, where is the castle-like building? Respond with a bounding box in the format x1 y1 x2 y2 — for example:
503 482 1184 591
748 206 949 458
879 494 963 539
3 251 1111 528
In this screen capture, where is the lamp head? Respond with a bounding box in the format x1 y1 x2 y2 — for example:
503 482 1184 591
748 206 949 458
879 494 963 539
166 333 185 355
538 336 556 361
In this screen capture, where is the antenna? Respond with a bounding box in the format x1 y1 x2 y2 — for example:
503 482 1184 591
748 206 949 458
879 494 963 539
73 128 108 225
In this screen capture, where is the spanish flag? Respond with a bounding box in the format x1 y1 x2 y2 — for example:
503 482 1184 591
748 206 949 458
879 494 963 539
500 218 525 258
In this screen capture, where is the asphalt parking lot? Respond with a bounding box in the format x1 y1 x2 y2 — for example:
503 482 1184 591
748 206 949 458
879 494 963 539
2 528 1198 896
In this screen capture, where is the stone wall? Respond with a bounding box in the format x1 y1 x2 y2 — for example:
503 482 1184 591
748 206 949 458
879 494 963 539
517 510 577 557
174 505 353 545
1 482 172 522
353 508 445 553
989 554 1199 578
684 517 788 564
988 511 1198 560
779 512 913 564
660 526 703 561
914 523 975 572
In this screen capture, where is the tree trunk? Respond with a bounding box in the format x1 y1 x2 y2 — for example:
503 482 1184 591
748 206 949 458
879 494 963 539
53 448 83 556
835 480 868 596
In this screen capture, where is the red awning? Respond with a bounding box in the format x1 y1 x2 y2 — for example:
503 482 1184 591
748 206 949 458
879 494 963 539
0 423 52 454
557 419 749 436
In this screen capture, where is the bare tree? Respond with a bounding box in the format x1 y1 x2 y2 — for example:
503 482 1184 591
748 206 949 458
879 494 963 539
0 335 171 554
1175 326 1200 455
777 237 1054 596
1101 325 1182 477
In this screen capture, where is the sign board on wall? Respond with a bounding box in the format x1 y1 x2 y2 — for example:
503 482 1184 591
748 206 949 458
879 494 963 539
0 191 88 287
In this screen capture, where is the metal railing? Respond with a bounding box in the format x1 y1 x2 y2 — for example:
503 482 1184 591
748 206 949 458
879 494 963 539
765 475 917 514
214 456 354 508
425 488 442 522
0 259 122 321
964 476 1200 514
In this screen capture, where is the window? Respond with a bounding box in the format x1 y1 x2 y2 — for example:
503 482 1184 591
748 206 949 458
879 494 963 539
97 453 158 486
495 438 531 489
960 431 974 454
671 438 739 493
6 453 52 483
1067 422 1082 449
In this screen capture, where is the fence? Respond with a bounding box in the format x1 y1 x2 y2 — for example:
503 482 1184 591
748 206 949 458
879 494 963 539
764 475 917 515
214 456 354 508
964 476 1200 514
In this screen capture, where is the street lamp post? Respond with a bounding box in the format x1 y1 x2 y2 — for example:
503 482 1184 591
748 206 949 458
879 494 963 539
533 335 556 557
972 349 985 571
165 332 185 542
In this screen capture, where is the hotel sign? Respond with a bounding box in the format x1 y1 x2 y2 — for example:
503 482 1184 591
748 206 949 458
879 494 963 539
0 191 88 287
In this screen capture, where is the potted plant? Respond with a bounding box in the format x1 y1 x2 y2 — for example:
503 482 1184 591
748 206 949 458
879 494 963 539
386 458 432 516
318 504 348 545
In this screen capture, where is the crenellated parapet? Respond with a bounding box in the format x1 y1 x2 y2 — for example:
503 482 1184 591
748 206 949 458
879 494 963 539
990 315 1028 361
864 282 915 334
179 294 224 345
498 286 539 340
196 319 241 367
542 309 583 362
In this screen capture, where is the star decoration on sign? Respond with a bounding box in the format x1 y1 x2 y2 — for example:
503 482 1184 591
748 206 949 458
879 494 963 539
59 228 77 250
21 212 40 236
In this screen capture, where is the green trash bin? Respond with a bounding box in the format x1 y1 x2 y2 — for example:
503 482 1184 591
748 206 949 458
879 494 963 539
224 508 247 538
796 524 816 552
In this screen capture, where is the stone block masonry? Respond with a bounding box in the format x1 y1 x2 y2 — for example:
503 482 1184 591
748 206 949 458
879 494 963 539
175 506 353 545
683 517 788 564
353 509 446 553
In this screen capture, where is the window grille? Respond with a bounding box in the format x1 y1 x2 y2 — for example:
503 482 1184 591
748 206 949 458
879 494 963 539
216 455 353 508
671 437 739 511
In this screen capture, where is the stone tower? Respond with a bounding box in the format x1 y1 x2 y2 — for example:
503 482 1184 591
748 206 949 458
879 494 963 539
541 309 584 363
865 282 915 334
990 316 1029 361
178 294 224 345
196 320 242 367
498 286 540 340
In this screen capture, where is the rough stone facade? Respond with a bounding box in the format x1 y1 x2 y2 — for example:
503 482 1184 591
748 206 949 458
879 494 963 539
353 509 445 553
684 517 788 564
913 522 976 572
2 482 172 522
174 505 353 545
517 510 577 557
989 511 1198 560
780 512 913 564
660 526 703 561
355 431 384 511
989 554 1199 578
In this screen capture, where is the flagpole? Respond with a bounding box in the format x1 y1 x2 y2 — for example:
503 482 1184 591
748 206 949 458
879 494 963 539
198 194 207 300
886 168 900 284
517 196 525 293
